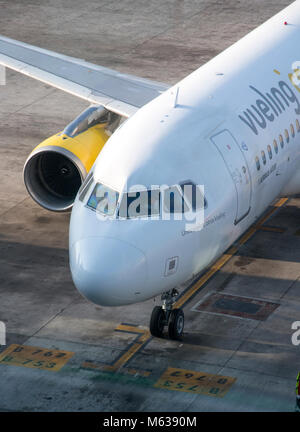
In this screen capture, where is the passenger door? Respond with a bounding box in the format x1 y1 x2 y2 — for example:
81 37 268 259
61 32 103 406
211 129 252 224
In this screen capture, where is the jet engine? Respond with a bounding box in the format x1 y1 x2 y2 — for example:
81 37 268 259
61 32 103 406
23 106 118 212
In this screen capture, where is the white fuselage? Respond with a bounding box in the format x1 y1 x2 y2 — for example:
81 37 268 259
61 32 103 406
69 1 300 306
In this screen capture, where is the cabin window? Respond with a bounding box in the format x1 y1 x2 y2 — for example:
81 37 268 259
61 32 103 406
285 129 290 143
273 139 278 154
261 150 266 165
87 183 119 216
279 134 284 148
267 145 272 160
291 123 295 138
296 119 300 133
255 156 260 171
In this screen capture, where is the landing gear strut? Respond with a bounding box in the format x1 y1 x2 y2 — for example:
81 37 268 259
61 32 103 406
149 289 184 340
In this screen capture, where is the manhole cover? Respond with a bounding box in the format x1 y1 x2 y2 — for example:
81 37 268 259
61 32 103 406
193 293 279 320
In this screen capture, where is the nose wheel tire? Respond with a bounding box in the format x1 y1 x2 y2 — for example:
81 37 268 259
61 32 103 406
168 309 184 340
150 306 166 337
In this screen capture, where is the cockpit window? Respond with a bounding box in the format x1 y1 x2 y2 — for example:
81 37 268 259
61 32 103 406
78 171 94 202
179 181 207 211
118 190 160 219
87 183 119 216
63 106 108 138
163 186 186 214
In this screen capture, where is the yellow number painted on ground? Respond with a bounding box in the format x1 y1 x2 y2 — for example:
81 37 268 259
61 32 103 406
0 344 74 372
154 367 236 398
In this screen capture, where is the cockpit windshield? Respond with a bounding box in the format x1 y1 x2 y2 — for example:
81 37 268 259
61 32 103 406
118 190 160 219
87 183 119 216
78 171 94 203
63 106 108 138
83 181 206 220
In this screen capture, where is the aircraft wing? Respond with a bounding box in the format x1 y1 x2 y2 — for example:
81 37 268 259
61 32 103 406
0 35 169 118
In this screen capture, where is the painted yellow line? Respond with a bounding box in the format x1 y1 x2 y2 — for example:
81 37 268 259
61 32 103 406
104 330 150 372
274 198 288 207
106 343 145 371
154 367 236 398
115 324 146 334
175 198 288 309
81 324 151 374
82 361 105 371
0 344 74 372
259 226 285 233
125 368 151 377
175 253 234 309
82 361 151 377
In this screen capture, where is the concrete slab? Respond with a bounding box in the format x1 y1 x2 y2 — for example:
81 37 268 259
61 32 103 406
187 367 295 412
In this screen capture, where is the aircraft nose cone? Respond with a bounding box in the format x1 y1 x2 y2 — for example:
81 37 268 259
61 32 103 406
70 237 147 306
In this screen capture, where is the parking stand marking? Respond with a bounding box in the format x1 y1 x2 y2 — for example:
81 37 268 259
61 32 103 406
154 367 236 397
82 323 152 376
0 344 74 372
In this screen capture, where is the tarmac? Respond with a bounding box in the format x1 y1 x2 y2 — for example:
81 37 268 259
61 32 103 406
0 0 299 412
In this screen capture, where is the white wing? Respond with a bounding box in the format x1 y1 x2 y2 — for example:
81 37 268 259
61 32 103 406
0 35 169 118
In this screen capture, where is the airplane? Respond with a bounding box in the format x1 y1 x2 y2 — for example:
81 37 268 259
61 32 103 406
1 1 300 340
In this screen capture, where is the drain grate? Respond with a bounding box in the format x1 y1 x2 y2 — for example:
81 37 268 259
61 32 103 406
194 293 279 320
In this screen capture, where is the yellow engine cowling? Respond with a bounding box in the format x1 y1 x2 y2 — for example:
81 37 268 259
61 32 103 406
23 123 109 212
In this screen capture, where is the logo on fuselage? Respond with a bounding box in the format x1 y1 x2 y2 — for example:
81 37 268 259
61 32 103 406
238 73 300 135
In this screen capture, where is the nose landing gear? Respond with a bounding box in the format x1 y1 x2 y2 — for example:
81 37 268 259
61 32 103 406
149 289 184 340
